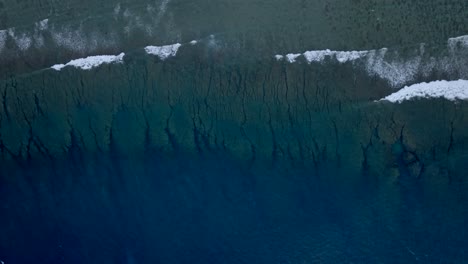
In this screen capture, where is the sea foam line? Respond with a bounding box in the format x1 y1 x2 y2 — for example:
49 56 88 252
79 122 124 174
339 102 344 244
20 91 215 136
49 40 197 71
448 35 468 48
275 35 468 88
379 80 468 103
51 53 125 71
277 49 371 64
144 43 182 60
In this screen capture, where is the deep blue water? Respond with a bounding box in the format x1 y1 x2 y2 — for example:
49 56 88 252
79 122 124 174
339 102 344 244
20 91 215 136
1 151 467 263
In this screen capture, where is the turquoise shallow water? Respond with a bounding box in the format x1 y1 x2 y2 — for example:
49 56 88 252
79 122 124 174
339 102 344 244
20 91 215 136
1 0 468 263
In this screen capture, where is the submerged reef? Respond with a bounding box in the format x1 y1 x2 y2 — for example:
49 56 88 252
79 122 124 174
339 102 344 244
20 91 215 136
1 0 468 263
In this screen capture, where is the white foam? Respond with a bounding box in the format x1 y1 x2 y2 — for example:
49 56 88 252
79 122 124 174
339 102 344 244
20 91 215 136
302 50 331 62
144 43 181 60
275 55 284 61
364 48 424 88
1 20 50 51
36 19 49 31
335 50 369 63
448 35 468 48
285 53 301 63
190 40 198 45
50 26 117 53
280 47 414 86
303 49 369 63
278 49 369 64
15 34 32 50
274 34 468 88
51 53 125 71
380 80 468 103
32 19 49 48
8 29 32 51
51 27 87 53
276 36 466 90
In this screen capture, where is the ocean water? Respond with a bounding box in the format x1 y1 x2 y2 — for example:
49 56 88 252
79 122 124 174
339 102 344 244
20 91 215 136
2 152 468 263
1 0 468 263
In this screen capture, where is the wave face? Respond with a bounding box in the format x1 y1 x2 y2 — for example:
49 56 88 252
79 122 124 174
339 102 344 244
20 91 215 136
144 43 181 60
277 36 468 88
51 53 125 70
1 1 468 264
